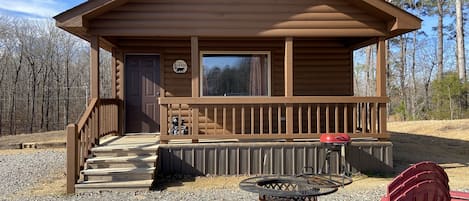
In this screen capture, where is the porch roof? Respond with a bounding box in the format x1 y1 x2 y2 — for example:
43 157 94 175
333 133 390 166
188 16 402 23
54 0 421 49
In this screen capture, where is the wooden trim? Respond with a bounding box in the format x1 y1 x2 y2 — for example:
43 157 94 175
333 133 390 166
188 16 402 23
66 124 78 194
90 35 100 99
159 96 389 105
160 133 390 140
111 48 117 99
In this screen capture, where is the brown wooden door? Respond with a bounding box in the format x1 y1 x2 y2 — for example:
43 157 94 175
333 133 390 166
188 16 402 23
125 55 160 133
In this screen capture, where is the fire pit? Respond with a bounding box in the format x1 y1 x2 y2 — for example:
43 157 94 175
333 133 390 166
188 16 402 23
240 175 338 201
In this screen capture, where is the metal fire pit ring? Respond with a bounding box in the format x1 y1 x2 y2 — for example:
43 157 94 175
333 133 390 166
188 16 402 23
240 175 338 201
297 174 353 189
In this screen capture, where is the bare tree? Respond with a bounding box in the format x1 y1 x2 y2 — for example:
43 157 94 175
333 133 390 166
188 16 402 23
455 0 466 82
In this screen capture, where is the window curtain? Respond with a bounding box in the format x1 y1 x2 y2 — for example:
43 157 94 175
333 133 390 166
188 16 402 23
249 55 266 96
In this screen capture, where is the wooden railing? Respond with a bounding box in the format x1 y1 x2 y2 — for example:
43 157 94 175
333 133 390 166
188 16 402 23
65 98 122 193
159 96 389 142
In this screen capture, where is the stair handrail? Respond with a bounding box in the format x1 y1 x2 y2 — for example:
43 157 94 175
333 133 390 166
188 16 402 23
66 98 100 194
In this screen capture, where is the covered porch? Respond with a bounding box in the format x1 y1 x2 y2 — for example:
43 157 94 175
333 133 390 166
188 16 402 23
55 0 421 194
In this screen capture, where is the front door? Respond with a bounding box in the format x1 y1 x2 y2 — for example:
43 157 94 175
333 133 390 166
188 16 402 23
125 55 160 133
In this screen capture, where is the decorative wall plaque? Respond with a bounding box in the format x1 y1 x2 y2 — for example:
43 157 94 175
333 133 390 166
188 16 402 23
172 60 188 74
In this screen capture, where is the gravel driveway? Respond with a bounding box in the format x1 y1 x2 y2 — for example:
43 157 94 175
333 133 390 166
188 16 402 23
0 150 467 201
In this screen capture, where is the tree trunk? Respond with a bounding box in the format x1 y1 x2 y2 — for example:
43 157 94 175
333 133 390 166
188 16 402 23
456 0 466 82
399 35 408 120
411 31 418 119
437 0 444 79
365 46 372 96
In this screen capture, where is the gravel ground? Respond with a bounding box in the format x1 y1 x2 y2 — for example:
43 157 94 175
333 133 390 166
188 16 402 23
0 150 65 200
7 188 385 201
0 150 467 201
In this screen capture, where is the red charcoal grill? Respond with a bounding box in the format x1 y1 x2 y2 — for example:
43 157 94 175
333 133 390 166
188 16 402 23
319 133 351 185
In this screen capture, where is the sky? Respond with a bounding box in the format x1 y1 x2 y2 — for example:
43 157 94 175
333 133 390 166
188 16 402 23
0 0 85 18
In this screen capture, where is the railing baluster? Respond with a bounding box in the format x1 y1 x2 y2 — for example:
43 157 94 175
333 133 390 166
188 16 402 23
214 106 218 135
316 105 321 134
260 105 264 135
232 106 236 134
178 104 182 134
344 105 348 133
251 106 255 135
326 104 330 133
353 104 357 134
189 104 192 135
241 106 245 135
298 105 303 134
223 106 226 135
278 105 281 134
169 104 173 134
307 105 311 134
269 105 273 134
335 104 339 133
370 102 375 134
205 106 208 135
361 103 366 134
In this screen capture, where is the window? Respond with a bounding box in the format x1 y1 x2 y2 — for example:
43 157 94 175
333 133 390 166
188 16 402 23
201 52 271 96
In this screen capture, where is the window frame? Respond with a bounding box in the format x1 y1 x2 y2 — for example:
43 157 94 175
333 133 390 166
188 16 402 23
199 51 272 97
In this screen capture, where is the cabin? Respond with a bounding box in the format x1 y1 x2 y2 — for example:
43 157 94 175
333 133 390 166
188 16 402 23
55 0 421 193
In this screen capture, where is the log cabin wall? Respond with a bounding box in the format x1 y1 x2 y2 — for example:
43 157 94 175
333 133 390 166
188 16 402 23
88 0 387 37
116 38 354 134
293 39 353 96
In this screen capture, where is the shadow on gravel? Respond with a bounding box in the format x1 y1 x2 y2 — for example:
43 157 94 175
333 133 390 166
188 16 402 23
390 131 469 173
150 175 196 191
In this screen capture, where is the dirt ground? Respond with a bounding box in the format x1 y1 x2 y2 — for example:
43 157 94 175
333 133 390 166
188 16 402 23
0 131 64 147
1 119 468 196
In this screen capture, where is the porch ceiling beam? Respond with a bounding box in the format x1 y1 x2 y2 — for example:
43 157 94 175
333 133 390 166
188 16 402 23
90 35 100 99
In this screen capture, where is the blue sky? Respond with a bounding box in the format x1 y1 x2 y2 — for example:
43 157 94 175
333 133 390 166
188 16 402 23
0 0 85 18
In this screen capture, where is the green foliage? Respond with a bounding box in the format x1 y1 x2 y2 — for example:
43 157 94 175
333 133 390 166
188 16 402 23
431 72 468 119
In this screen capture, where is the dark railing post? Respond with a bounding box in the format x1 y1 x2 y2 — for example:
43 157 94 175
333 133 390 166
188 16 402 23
66 124 78 194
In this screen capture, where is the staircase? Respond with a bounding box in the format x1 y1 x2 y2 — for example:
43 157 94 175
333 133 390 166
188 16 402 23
75 135 159 192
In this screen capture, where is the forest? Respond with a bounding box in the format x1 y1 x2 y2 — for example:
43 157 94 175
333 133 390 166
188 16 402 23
0 0 468 135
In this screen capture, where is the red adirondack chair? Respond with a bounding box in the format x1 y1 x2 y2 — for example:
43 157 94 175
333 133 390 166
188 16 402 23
394 180 451 201
381 161 469 201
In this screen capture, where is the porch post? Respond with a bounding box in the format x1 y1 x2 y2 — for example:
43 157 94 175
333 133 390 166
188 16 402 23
90 35 100 99
112 48 125 136
285 37 294 137
90 35 101 141
376 38 387 137
191 36 199 143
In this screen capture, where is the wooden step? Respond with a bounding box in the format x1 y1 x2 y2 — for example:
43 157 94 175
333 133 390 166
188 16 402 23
75 180 154 192
86 155 158 168
82 167 156 176
91 144 159 153
87 155 158 164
